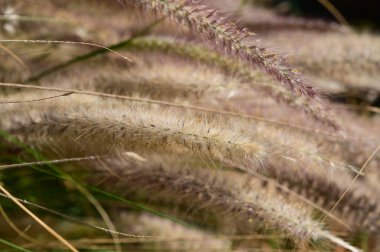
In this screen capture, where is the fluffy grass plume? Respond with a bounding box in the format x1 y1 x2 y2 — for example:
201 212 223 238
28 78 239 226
1 1 379 251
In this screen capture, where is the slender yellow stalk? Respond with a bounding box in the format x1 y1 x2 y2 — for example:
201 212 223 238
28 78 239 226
0 184 79 252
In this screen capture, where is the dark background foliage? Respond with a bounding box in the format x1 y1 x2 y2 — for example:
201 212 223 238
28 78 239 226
273 0 380 30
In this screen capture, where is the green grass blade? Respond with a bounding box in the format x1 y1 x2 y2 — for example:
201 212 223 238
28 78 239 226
0 239 35 252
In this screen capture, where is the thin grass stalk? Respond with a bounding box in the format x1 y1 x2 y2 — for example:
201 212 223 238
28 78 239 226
275 171 380 233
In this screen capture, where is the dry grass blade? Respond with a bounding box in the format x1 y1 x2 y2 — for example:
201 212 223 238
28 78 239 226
0 83 340 138
0 152 145 171
0 193 155 239
0 82 337 137
0 39 133 63
317 0 350 26
0 92 73 104
322 144 380 223
275 169 380 232
0 44 29 71
0 184 79 252
0 205 39 244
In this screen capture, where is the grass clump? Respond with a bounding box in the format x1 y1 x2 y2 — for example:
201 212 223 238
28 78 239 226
0 0 379 251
